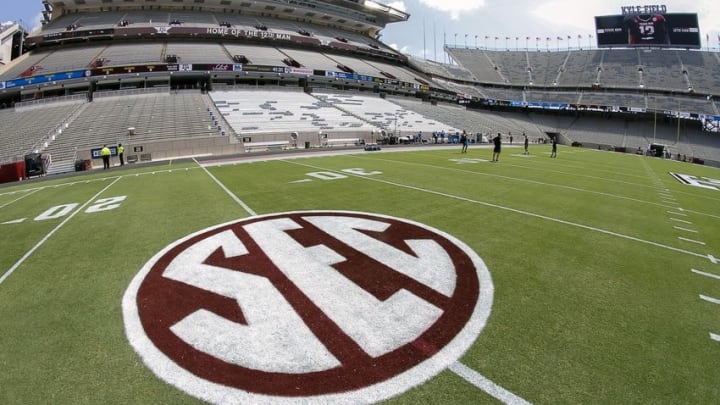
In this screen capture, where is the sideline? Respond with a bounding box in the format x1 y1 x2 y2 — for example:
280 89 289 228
283 159 713 261
193 158 256 216
0 177 122 286
0 188 41 210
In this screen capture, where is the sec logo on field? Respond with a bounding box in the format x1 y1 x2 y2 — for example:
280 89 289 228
122 211 493 404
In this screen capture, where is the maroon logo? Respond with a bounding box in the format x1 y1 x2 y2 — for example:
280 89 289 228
123 211 493 403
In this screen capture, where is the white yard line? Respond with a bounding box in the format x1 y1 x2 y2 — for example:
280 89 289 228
674 226 698 233
449 362 533 405
699 295 720 305
0 177 122 286
692 269 720 280
0 188 41 209
678 237 706 245
284 160 713 261
193 158 256 216
711 333 720 343
670 218 693 225
667 211 687 217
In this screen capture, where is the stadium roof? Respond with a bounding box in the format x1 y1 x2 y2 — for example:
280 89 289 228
43 0 409 33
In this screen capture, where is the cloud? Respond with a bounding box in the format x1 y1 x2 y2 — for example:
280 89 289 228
30 12 43 32
386 1 407 12
417 0 487 20
530 0 610 31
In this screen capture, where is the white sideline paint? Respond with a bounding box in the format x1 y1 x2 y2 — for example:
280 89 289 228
711 333 720 343
449 362 532 405
0 188 41 209
674 226 698 233
670 218 693 225
699 295 720 305
284 160 713 261
678 237 706 246
692 269 720 280
0 177 121 286
193 158 256 216
667 211 687 217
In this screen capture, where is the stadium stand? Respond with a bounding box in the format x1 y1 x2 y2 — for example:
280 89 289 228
1 1 719 176
314 91 458 136
0 101 83 163
211 88 376 136
39 90 218 166
165 43 231 64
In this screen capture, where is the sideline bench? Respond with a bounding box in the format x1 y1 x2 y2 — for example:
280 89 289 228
244 140 290 152
326 138 361 147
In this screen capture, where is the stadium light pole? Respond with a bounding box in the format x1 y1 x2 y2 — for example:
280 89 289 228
475 35 478 49
454 33 457 48
464 34 468 48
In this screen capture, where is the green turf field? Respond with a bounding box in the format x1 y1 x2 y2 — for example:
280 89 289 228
1 144 719 404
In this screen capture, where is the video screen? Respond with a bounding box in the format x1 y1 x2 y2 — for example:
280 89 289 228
595 13 700 48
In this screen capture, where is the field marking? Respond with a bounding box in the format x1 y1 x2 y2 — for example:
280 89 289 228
352 156 685 211
195 157 528 403
710 255 718 264
667 211 687 217
674 226 698 233
284 160 713 261
0 176 120 198
699 295 720 305
449 362 532 405
1 218 27 225
362 155 720 220
506 154 657 183
678 237 706 246
524 152 648 180
711 333 720 343
0 188 41 209
670 218 693 225
692 269 720 280
193 158 256 216
0 177 121 286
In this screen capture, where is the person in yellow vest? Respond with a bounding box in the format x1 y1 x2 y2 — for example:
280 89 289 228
118 143 125 166
100 144 111 169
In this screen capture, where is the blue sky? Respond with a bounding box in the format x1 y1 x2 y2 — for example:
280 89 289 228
3 0 720 63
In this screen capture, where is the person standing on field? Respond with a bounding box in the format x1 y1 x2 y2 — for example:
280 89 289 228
492 133 502 162
118 143 125 166
551 136 558 158
101 144 111 169
523 132 529 155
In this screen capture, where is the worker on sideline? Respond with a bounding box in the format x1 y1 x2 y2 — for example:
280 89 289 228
118 143 125 166
101 144 111 169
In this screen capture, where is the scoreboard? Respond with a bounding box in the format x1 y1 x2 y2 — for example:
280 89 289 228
595 13 701 48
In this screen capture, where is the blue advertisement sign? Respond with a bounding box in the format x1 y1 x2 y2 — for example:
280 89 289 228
4 70 89 89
